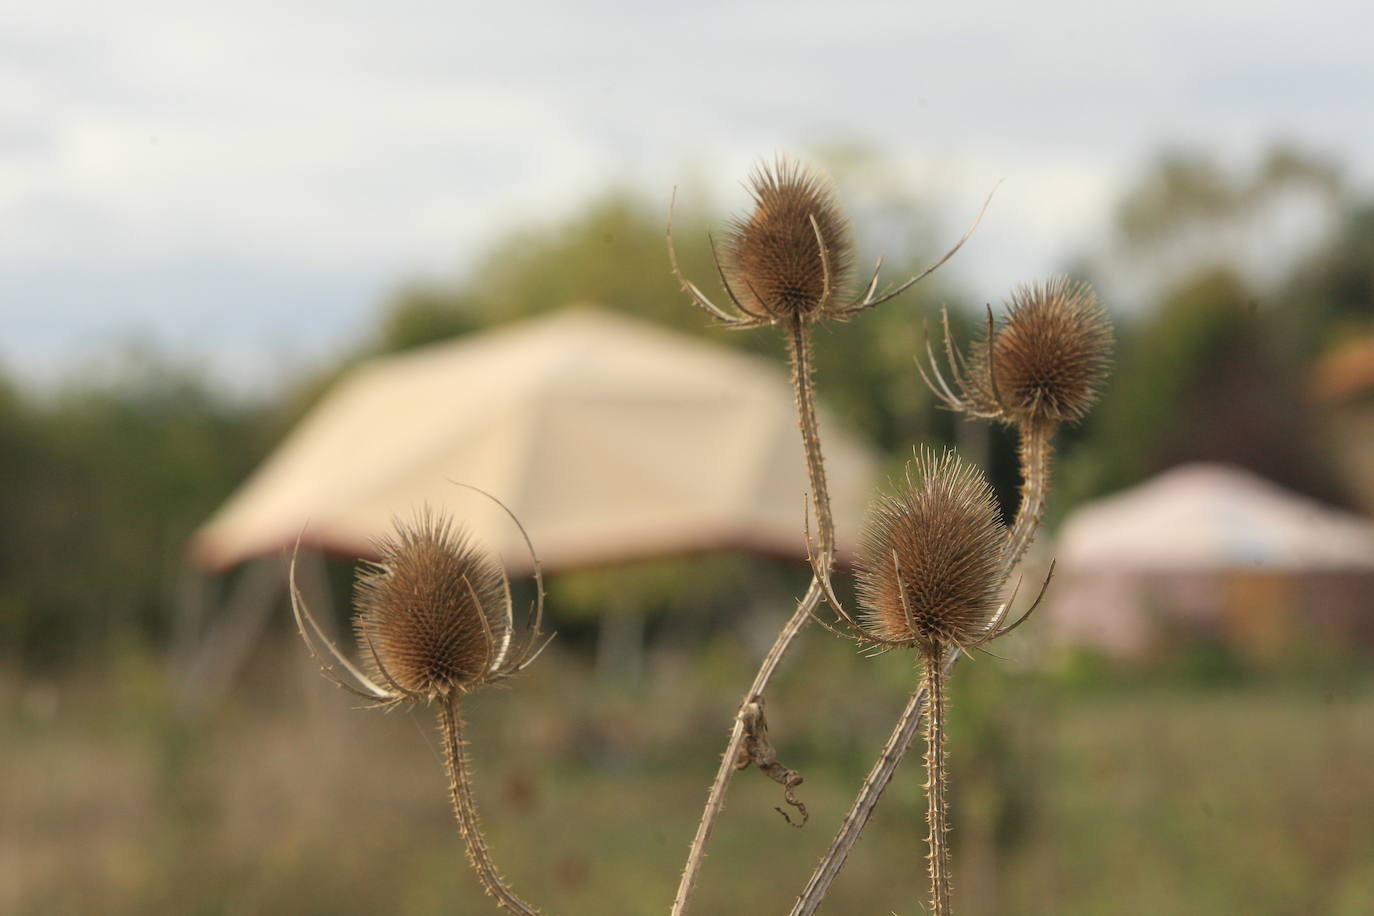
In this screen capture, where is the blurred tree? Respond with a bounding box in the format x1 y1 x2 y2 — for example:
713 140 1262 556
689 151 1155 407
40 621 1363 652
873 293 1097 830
1059 143 1358 513
1117 145 1340 246
365 190 727 350
467 190 719 334
1070 269 1342 505
374 283 485 353
0 352 272 667
1276 203 1374 358
1107 144 1343 305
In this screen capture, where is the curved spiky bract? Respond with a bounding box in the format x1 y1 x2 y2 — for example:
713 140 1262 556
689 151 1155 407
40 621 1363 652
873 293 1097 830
724 158 854 324
967 277 1114 425
855 450 1008 651
354 509 512 700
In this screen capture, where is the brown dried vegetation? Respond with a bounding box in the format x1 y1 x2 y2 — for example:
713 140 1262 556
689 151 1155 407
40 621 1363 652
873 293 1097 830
854 450 1009 651
291 503 550 916
952 276 1114 426
354 511 511 699
724 159 855 325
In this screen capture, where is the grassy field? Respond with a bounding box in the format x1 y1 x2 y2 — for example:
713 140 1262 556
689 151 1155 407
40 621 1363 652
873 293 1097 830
3 626 1372 915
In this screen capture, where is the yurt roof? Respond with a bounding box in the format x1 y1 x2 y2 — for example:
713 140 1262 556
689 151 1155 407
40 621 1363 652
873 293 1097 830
1056 463 1374 573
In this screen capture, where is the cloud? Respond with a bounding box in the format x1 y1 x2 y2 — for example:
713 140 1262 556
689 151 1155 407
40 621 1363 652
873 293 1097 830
1 0 1371 387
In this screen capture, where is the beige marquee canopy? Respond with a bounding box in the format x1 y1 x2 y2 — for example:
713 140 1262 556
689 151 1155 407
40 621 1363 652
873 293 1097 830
192 306 879 575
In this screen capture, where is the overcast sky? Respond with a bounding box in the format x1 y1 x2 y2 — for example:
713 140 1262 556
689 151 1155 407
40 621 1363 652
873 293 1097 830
3 0 1371 393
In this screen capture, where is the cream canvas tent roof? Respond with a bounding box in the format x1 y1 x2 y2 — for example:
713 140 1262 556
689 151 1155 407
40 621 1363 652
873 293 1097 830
1049 463 1374 656
192 306 879 574
1057 463 1374 572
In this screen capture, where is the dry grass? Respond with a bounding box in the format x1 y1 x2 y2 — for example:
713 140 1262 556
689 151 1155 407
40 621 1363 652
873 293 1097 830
3 634 1371 915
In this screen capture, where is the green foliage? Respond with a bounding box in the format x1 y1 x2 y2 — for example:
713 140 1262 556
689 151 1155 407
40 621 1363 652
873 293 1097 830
0 354 271 666
468 190 712 331
368 190 728 343
1115 144 1340 249
1057 142 1361 511
1082 269 1252 490
550 554 756 624
1062 265 1346 507
1278 203 1374 356
374 283 486 353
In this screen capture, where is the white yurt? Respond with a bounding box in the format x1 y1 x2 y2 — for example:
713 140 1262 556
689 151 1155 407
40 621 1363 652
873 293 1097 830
1049 463 1374 658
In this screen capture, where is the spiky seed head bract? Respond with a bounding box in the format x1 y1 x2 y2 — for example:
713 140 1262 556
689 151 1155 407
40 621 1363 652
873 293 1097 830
724 158 854 324
970 277 1114 426
353 509 511 700
855 450 1008 651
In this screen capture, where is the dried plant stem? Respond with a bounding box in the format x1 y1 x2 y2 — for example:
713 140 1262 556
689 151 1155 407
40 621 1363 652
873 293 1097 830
789 644 957 916
922 646 952 916
673 318 833 916
1004 417 1055 576
787 317 835 562
791 425 1057 914
673 586 821 914
439 698 542 916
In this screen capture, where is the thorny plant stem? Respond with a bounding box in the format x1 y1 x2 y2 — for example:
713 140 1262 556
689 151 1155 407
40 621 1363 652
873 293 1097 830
922 647 952 916
672 587 821 915
440 698 542 916
791 421 1057 915
672 317 834 916
1003 418 1055 579
787 318 835 562
788 646 957 916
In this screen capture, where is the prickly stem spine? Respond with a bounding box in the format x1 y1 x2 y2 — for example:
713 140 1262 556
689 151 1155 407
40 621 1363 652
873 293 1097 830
1005 417 1055 577
440 697 542 915
923 645 952 916
787 315 834 562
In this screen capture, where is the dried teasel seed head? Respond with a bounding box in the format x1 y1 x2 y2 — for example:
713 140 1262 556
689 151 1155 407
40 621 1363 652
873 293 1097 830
855 450 1008 651
971 277 1114 426
353 509 512 700
724 157 854 324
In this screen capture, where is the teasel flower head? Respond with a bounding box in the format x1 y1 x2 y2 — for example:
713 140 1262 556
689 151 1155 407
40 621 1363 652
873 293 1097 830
803 450 1057 916
668 157 992 331
354 510 518 700
290 499 552 916
850 451 1012 916
720 158 854 325
854 450 1009 652
807 448 1039 655
290 502 551 710
924 276 1114 428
